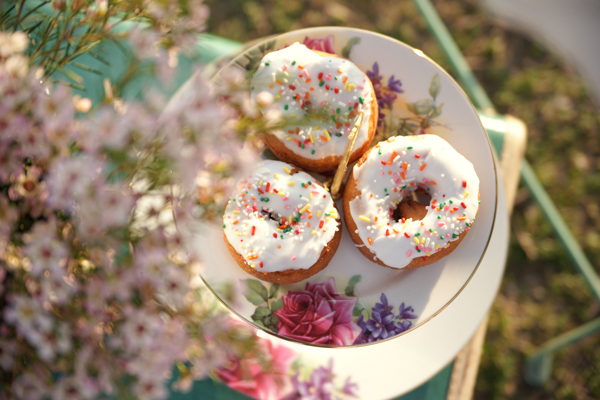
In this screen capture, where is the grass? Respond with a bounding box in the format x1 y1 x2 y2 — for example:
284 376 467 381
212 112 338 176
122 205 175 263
206 0 600 398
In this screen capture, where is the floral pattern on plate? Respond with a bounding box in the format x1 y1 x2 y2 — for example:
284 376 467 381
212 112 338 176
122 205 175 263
216 332 358 399
242 276 418 347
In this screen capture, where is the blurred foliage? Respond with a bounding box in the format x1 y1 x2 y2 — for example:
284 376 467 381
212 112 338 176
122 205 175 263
206 0 600 398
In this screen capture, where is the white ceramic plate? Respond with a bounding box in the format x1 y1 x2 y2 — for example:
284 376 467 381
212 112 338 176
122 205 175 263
191 27 498 349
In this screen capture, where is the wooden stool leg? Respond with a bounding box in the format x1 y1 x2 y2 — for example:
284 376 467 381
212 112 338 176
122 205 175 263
446 314 489 400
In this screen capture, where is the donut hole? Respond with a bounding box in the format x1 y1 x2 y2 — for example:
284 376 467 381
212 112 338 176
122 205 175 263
391 190 431 222
413 189 432 206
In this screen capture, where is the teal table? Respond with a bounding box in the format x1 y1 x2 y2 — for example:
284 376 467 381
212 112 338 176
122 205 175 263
162 365 453 400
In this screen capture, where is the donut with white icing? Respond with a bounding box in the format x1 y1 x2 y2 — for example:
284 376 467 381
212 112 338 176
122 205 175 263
223 160 342 283
251 43 378 172
343 134 480 270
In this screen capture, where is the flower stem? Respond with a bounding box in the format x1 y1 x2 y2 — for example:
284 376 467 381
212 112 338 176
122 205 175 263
12 0 26 32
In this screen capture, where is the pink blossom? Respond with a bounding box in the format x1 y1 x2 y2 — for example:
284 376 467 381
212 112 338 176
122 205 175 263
42 117 79 150
186 0 210 32
11 166 47 200
12 372 48 400
52 375 98 400
155 50 176 87
23 219 67 277
46 156 103 209
0 339 15 370
133 378 168 400
302 35 336 54
28 323 72 362
34 84 74 124
3 113 50 160
0 196 18 260
0 31 29 57
0 139 24 182
120 308 163 352
84 277 110 315
155 265 189 307
75 345 114 395
4 295 53 339
3 54 29 78
216 339 295 400
256 91 274 108
134 240 168 284
37 273 78 305
90 106 131 149
128 27 160 60
96 185 135 227
123 102 159 143
177 72 224 134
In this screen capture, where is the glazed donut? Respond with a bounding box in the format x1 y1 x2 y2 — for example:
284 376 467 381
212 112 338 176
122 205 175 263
251 43 378 172
223 160 342 284
343 134 480 270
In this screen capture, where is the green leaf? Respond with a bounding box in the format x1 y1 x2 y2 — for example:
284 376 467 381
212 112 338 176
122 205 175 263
420 117 431 129
264 39 277 52
413 98 435 115
342 37 361 59
344 275 362 297
270 297 284 313
87 50 112 66
268 283 279 299
56 67 83 84
70 62 102 75
268 315 280 331
242 279 269 305
253 320 265 328
353 303 365 317
405 102 416 114
251 306 272 321
430 103 443 118
50 80 85 91
406 122 419 133
429 73 440 100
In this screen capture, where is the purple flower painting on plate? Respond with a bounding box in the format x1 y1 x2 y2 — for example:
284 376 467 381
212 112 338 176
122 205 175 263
354 294 418 344
366 62 403 128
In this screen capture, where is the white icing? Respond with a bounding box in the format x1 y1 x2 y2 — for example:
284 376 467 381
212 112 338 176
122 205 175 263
251 43 373 160
223 160 340 273
348 135 480 269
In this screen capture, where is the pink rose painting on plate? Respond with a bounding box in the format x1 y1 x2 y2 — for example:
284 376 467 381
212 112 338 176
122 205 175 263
216 334 359 400
274 278 361 346
216 339 295 400
302 34 335 54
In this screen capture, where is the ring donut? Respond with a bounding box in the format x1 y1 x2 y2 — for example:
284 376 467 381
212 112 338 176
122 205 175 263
343 134 480 269
223 160 342 283
251 43 378 172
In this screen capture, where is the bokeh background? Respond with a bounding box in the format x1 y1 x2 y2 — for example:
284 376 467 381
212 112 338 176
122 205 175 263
205 0 600 399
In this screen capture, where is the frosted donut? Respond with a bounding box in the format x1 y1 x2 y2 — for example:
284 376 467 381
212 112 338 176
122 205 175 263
223 160 342 284
251 43 378 172
343 134 480 270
